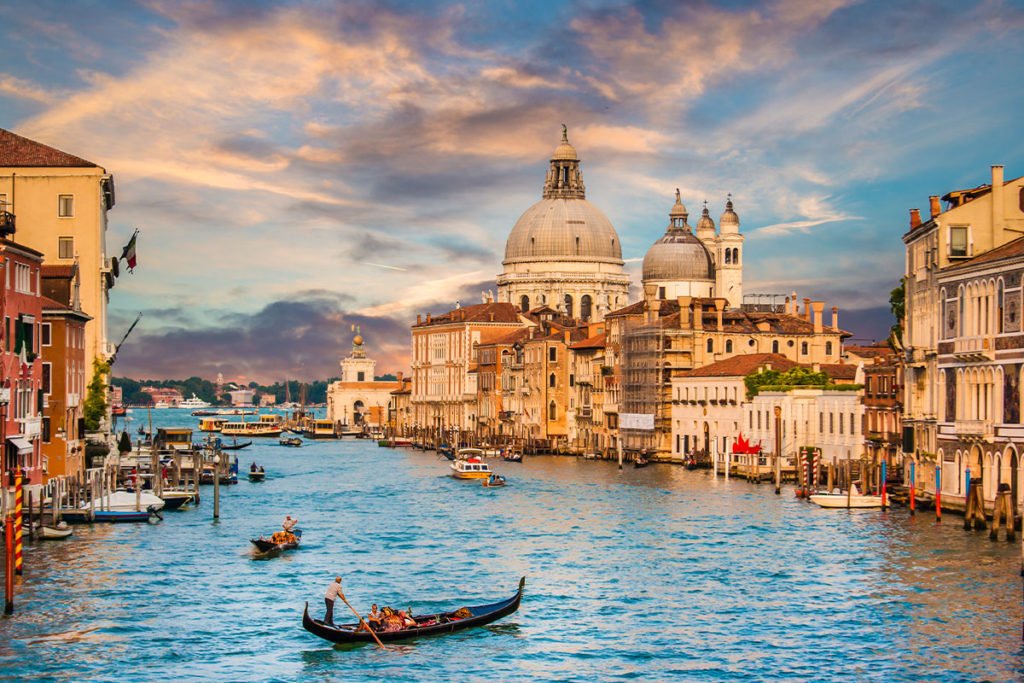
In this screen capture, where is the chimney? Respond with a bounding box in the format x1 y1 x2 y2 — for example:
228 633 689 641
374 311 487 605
564 330 571 345
993 165 1005 236
928 196 940 220
803 298 811 321
677 296 692 329
831 306 838 330
812 301 824 333
693 302 704 331
426 313 432 323
396 371 403 382
715 298 725 332
417 314 422 325
649 298 661 324
791 291 798 315
489 313 494 322
909 208 921 229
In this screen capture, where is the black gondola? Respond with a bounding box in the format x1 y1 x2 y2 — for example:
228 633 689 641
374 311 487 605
503 452 523 463
251 528 301 553
302 577 525 644
221 440 252 451
634 456 649 468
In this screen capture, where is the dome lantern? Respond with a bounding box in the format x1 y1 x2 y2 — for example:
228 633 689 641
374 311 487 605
543 124 586 200
720 193 740 233
696 200 716 237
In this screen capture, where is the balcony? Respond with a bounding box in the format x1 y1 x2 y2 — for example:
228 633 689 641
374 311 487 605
578 406 593 418
21 416 41 438
955 419 994 441
576 374 593 385
953 336 995 362
604 403 619 414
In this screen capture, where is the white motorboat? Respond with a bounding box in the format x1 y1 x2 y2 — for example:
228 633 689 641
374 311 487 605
39 521 73 539
809 484 883 509
154 401 172 409
83 490 166 512
180 394 211 409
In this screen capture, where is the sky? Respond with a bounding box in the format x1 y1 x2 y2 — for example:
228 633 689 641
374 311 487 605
1 0 1023 383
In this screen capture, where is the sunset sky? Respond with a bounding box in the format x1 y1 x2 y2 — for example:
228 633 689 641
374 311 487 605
1 0 1022 382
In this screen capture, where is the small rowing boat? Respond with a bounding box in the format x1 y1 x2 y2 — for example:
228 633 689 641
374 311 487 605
248 467 266 482
251 529 301 553
482 475 506 488
280 436 302 447
39 521 73 539
302 577 525 644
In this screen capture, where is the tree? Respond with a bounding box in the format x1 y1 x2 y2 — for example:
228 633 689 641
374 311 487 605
84 358 111 430
889 277 905 347
744 366 831 399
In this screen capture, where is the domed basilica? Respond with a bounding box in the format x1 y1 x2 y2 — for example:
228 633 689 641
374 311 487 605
497 128 744 319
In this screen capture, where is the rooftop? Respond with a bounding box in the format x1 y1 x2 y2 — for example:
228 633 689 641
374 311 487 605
0 128 98 167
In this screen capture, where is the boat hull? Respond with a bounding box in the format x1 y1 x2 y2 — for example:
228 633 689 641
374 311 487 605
40 524 73 539
809 494 884 509
302 577 524 644
248 472 266 482
94 509 157 523
251 529 301 553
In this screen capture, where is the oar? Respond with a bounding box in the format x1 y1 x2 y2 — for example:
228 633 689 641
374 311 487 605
339 595 388 651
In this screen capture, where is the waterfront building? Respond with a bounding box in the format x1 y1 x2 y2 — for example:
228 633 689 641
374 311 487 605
496 127 630 321
326 333 401 429
520 325 585 452
410 300 526 444
901 164 1024 511
569 324 612 455
0 128 116 364
141 386 183 406
0 238 45 485
388 375 413 437
40 264 90 482
851 343 904 481
475 327 530 446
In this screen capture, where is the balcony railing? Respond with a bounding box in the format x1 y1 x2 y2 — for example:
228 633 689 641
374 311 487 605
952 336 995 361
955 419 994 440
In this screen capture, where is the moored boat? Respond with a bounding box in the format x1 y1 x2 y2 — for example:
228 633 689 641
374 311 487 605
158 490 194 510
809 484 883 509
302 577 525 644
39 521 73 539
85 490 166 512
304 419 338 439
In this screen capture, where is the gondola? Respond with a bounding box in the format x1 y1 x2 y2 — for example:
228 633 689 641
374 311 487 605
221 440 252 451
503 452 523 463
251 528 301 553
302 577 525 644
634 456 649 468
280 437 303 447
248 468 266 482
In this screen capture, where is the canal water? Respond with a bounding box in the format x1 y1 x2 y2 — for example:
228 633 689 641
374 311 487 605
1 410 1022 682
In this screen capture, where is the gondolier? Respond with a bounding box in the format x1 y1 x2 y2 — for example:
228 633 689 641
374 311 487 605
324 576 344 626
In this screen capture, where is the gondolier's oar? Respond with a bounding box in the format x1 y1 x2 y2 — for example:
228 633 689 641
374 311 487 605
339 594 388 650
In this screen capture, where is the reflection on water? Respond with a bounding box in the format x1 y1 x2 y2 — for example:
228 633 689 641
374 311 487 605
1 414 1022 682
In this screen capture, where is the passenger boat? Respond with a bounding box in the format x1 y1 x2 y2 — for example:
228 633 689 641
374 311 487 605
155 427 194 452
198 417 228 432
251 529 301 553
221 421 283 437
809 484 883 509
180 395 211 409
451 457 492 480
302 577 525 644
280 436 303 447
304 419 338 439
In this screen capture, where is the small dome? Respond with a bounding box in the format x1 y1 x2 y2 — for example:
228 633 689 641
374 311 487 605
642 193 715 282
720 194 740 232
696 201 716 233
552 124 578 161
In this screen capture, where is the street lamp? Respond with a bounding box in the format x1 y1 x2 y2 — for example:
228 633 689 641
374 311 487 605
212 453 221 520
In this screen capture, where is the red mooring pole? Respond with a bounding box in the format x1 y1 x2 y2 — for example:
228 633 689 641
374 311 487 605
4 514 13 615
13 469 22 576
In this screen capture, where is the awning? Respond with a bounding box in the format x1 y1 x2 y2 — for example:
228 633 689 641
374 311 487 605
7 437 32 454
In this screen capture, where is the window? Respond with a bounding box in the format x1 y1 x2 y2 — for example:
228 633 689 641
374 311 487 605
658 286 666 300
564 294 573 318
549 347 556 362
549 373 556 388
772 340 779 354
707 338 713 353
548 401 557 421
41 416 51 443
580 295 592 321
569 374 575 387
357 371 365 382
14 263 31 293
3 317 7 352
950 226 968 257
520 295 530 313
59 237 74 259
825 341 833 356
41 362 51 394
41 322 51 347
0 193 7 210
998 279 1005 334
725 339 733 353
850 413 855 434
839 413 844 434
829 413 834 433
58 194 74 218
724 250 731 264
732 248 739 264
801 341 808 355
819 413 824 432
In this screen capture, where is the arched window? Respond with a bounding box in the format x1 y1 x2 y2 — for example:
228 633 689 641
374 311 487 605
548 401 557 421
998 278 1005 334
958 285 965 337
725 339 733 353
580 295 592 321
707 338 714 353
724 250 732 264
564 294 573 319
772 340 779 354
549 373 556 388
825 341 833 356
520 295 530 313
801 341 808 355
732 248 739 264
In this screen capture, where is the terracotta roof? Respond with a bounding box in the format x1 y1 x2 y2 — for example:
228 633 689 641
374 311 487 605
606 300 646 318
0 128 97 167
942 235 1024 273
818 363 858 381
570 332 606 350
844 343 894 360
414 302 521 327
682 353 798 378
480 328 531 347
42 264 76 278
40 295 69 311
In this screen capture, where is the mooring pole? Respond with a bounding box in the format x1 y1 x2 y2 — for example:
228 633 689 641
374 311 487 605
909 460 916 515
774 406 782 495
13 470 22 576
4 514 13 615
935 462 942 523
881 460 888 509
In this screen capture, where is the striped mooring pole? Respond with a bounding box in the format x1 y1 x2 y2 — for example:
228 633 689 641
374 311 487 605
14 469 22 576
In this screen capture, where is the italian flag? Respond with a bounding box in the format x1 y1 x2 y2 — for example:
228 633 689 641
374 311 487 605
121 231 138 272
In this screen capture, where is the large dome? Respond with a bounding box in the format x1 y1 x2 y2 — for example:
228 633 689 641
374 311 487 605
503 198 623 264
